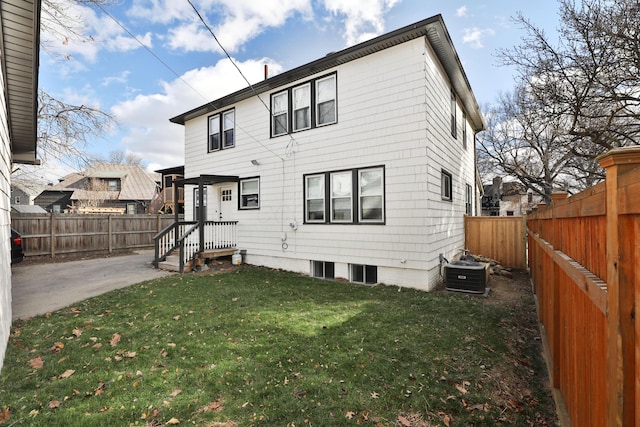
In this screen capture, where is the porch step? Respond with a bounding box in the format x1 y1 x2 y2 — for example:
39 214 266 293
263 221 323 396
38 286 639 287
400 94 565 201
157 254 192 272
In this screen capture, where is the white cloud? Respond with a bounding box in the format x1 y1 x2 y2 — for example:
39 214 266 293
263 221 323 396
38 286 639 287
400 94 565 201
136 0 313 54
462 27 495 49
456 6 468 17
321 0 400 45
101 71 131 87
110 57 284 169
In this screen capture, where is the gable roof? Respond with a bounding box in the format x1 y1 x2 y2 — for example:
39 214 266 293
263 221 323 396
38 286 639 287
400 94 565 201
170 14 485 132
1 0 41 164
43 164 159 201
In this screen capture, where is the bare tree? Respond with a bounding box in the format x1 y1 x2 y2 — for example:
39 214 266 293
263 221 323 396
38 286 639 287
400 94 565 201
498 0 640 184
103 150 144 166
477 87 576 204
33 0 119 170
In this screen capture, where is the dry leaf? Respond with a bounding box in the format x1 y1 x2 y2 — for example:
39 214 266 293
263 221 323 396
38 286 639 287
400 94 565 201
169 389 181 398
173 315 180 320
166 417 180 424
59 369 75 379
124 351 137 358
110 333 121 347
345 411 355 419
455 384 468 395
95 383 106 395
0 407 11 422
397 415 411 427
72 328 82 337
28 356 44 369
370 391 379 399
48 400 60 409
50 342 64 352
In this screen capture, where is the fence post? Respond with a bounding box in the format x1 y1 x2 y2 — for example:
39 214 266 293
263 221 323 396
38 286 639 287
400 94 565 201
597 146 640 427
50 213 55 258
108 215 113 253
549 192 568 390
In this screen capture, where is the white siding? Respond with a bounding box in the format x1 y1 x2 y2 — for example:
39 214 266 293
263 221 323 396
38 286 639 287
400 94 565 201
183 37 477 290
0 65 12 370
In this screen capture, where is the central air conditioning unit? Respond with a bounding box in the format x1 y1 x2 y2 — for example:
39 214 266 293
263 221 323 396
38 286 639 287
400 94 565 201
445 260 490 294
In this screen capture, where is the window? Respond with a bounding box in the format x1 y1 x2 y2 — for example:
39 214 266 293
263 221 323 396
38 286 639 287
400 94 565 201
239 177 259 209
53 205 61 214
450 88 457 138
272 91 288 136
14 196 21 204
351 264 377 284
441 170 452 201
507 211 514 216
108 179 119 191
304 166 385 224
462 111 467 149
312 261 335 279
359 168 384 222
223 110 235 148
270 72 337 137
305 174 325 222
465 184 473 215
331 171 352 222
293 83 311 131
316 75 336 126
194 188 207 221
208 115 220 151
221 189 232 202
208 109 235 152
127 203 136 215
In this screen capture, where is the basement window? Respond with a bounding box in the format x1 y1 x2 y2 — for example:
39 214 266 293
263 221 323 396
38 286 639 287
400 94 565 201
351 264 377 285
312 261 335 279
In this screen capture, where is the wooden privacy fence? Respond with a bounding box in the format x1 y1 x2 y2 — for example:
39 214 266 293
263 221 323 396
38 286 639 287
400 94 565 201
11 214 177 257
464 216 527 268
528 146 640 427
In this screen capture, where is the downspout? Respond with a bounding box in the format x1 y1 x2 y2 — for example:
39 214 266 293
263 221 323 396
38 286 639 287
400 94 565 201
198 179 204 254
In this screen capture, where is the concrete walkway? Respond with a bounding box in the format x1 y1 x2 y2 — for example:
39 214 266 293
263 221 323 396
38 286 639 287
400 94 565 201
11 250 173 320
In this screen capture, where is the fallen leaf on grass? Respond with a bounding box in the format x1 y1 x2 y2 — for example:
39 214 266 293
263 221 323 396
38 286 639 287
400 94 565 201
0 407 11 422
397 415 411 427
455 384 468 395
124 351 137 358
169 389 181 398
28 409 39 417
370 391 379 399
72 328 82 337
166 417 180 424
28 356 43 369
110 333 121 347
50 342 64 353
345 411 355 419
48 400 60 409
59 369 75 379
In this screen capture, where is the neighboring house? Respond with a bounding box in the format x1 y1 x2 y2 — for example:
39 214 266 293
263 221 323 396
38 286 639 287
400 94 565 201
166 15 485 290
150 166 184 214
35 164 160 214
481 177 542 216
1 0 41 370
11 182 44 206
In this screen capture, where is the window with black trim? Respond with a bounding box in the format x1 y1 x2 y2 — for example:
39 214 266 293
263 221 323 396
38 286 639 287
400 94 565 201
462 111 467 149
312 260 335 279
271 73 337 137
304 166 384 224
450 88 457 138
272 91 288 136
351 264 377 284
465 183 472 215
208 109 235 152
239 177 259 209
441 170 452 201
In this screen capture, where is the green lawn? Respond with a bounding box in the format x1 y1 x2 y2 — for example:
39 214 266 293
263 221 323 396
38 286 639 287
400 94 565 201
1 267 557 426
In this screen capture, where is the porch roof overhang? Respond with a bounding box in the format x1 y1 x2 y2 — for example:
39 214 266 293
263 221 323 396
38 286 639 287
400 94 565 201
177 174 240 186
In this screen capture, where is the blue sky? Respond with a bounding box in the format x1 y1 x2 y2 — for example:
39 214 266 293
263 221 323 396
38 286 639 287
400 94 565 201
34 0 562 182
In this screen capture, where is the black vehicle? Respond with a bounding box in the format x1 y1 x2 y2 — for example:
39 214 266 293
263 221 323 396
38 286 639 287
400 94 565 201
11 228 24 264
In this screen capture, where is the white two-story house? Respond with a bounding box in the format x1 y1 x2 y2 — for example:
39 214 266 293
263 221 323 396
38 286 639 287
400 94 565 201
164 14 485 290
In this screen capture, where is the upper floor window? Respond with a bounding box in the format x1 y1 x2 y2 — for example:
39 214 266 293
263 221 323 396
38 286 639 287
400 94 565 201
462 111 467 149
108 179 119 191
208 109 235 152
239 177 259 209
316 75 336 126
272 91 288 136
293 84 311 131
450 88 457 139
465 183 472 215
304 166 384 224
271 73 337 137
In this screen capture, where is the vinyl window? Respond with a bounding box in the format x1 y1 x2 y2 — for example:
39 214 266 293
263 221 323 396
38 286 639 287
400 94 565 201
239 177 259 209
351 264 377 284
208 109 235 152
305 174 325 222
272 91 288 136
441 170 453 201
312 261 335 279
330 171 352 222
293 84 311 131
316 75 336 126
358 168 384 222
450 88 457 139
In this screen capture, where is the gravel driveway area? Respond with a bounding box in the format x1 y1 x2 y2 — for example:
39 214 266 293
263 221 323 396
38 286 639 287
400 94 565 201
11 250 173 320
